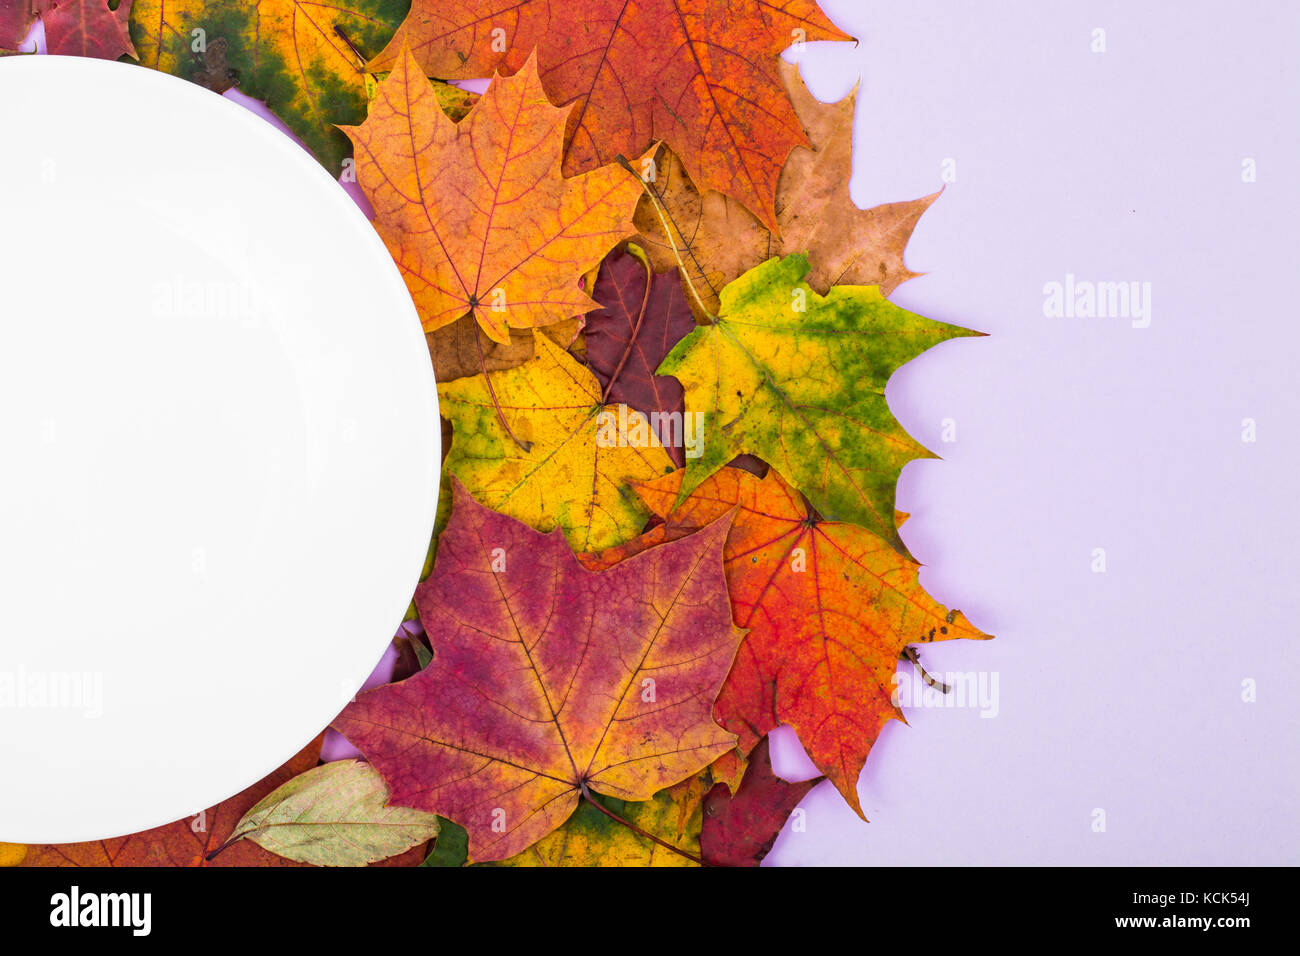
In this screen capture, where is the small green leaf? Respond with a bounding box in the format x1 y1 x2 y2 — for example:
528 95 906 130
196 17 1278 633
226 759 440 867
421 818 468 867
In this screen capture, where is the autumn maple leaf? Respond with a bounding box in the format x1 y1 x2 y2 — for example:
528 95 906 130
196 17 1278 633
700 737 821 867
661 254 980 551
637 61 941 318
0 0 135 59
331 479 744 863
428 736 814 866
438 331 675 552
584 247 697 466
486 774 711 866
0 5 28 50
425 313 581 383
627 466 990 817
345 44 643 345
368 0 853 232
126 0 407 173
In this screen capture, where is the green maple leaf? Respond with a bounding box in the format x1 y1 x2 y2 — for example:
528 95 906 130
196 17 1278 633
129 0 408 175
659 254 979 550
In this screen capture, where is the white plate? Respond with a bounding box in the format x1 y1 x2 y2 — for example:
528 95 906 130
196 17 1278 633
0 56 438 843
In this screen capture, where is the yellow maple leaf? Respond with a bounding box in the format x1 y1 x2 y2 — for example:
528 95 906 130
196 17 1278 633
438 333 675 551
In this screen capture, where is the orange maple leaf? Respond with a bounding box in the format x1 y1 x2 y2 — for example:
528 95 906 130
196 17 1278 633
367 0 853 232
343 45 644 345
621 467 991 818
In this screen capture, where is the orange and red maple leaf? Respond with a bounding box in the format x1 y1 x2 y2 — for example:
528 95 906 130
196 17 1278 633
619 467 991 817
344 45 643 344
369 0 853 232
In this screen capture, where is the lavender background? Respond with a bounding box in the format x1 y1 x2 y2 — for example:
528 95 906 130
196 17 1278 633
20 1 1299 864
763 0 1300 865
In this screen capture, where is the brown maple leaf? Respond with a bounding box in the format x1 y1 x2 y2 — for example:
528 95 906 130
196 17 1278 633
367 0 853 232
638 60 940 318
583 247 697 466
425 313 582 383
701 736 821 867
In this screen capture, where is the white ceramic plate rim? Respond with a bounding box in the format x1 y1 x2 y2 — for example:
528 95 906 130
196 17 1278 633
0 55 438 843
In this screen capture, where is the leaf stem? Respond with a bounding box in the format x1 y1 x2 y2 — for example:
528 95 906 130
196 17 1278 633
901 646 950 694
333 25 370 71
615 153 716 324
578 781 705 865
472 315 533 453
203 833 243 863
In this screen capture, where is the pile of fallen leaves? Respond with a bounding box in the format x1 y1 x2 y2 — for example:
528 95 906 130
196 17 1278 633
2 0 988 867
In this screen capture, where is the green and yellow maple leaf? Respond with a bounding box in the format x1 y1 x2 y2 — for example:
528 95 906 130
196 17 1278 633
129 0 407 175
423 740 797 868
421 766 707 868
487 777 708 867
659 255 980 550
438 332 674 552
